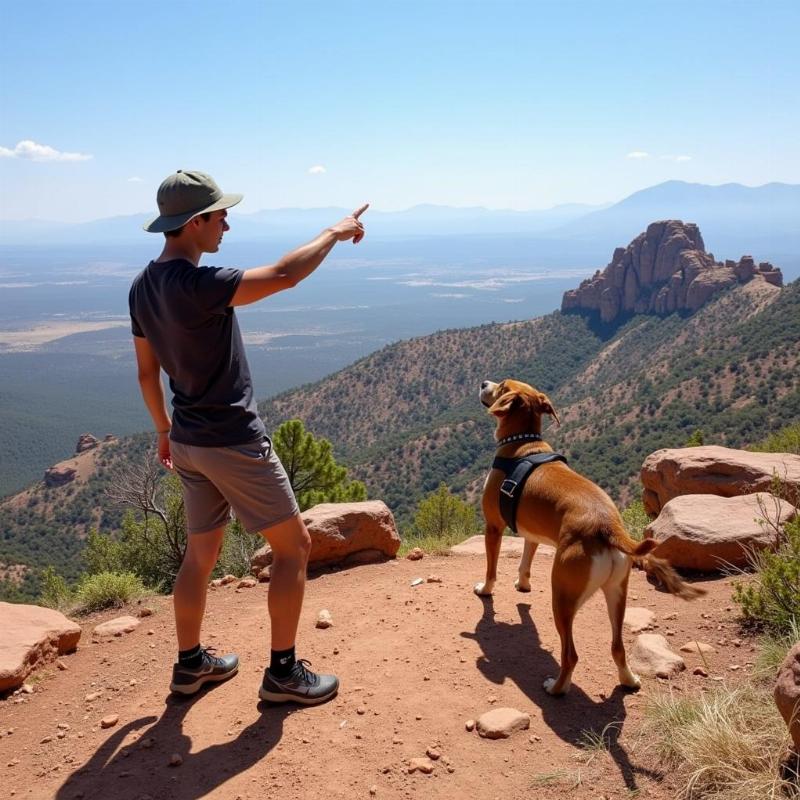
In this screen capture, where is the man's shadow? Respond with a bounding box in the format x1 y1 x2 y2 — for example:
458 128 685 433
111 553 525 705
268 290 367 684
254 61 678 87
55 687 293 800
461 598 663 792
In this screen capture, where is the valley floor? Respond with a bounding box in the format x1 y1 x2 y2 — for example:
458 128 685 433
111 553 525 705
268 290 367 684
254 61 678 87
1 551 754 800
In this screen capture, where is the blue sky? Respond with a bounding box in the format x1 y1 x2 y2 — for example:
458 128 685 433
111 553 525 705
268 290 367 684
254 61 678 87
1 0 798 222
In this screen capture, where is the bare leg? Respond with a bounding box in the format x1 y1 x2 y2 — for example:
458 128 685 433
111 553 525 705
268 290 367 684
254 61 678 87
474 524 503 596
259 514 312 651
515 540 537 592
173 526 225 651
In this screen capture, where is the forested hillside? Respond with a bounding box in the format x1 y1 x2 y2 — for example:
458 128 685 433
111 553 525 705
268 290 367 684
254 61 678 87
2 275 798 602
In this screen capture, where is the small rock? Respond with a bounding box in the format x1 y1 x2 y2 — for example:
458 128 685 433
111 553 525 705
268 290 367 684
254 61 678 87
40 735 53 744
476 707 530 739
137 607 154 618
237 578 257 589
426 575 442 583
426 747 440 760
316 609 333 629
93 616 140 637
369 787 377 796
257 567 271 583
410 578 424 587
624 607 656 633
408 757 434 774
465 719 475 732
406 548 424 561
20 683 34 694
100 715 119 729
85 691 102 703
169 753 183 767
210 579 224 588
693 667 709 677
140 737 155 749
356 707 366 715
220 574 237 586
56 660 68 671
680 641 716 654
57 723 70 730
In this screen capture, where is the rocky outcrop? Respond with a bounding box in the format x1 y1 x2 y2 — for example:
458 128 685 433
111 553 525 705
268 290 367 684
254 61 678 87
644 493 796 571
775 643 800 751
641 446 800 516
0 602 81 692
43 465 77 487
75 433 100 453
561 220 783 323
251 500 400 572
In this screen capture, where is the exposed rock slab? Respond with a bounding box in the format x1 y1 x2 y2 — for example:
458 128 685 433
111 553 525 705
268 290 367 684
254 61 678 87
629 633 685 678
641 445 800 515
0 602 81 692
774 642 800 750
562 220 782 324
251 501 400 572
645 493 796 571
450 535 555 557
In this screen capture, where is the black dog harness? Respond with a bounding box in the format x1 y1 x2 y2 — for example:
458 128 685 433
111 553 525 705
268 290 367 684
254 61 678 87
492 437 568 533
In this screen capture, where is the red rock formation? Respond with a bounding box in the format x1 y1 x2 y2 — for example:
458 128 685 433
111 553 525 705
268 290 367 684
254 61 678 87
562 220 783 323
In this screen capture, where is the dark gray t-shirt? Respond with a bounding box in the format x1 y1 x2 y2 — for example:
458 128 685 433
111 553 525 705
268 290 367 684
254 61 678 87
128 258 266 447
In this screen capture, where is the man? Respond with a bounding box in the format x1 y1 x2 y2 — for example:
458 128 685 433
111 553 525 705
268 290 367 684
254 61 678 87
129 169 367 704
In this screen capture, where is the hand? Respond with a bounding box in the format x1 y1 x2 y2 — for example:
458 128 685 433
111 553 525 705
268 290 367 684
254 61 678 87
157 431 173 470
329 203 368 243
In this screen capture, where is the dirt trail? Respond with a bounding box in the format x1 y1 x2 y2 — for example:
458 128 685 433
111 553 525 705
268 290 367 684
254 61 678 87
1 550 749 799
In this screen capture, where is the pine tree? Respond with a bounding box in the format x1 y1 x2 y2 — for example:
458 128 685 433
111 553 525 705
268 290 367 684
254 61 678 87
272 419 367 511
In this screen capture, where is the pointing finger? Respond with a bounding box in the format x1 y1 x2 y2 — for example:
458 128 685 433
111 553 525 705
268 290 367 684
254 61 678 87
352 203 369 220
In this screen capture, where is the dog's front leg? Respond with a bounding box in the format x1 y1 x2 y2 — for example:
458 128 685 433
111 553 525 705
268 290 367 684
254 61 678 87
515 539 537 592
474 525 503 596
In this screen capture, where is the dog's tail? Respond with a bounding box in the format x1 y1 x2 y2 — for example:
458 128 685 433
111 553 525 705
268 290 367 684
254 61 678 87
609 524 706 601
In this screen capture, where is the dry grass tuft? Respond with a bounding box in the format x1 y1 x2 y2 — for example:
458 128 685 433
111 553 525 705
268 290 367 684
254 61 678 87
642 681 799 799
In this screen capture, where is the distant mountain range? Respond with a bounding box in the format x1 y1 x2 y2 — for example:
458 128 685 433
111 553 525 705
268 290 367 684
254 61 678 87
1 182 798 275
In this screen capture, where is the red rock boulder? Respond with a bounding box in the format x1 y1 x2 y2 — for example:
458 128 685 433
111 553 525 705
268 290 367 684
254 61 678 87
775 642 800 750
251 500 400 572
0 602 81 692
644 493 796 571
641 446 800 516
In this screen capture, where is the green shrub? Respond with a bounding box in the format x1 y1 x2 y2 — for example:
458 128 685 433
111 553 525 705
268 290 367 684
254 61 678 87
39 566 72 610
621 499 649 542
733 514 800 635
75 571 146 613
685 428 705 447
402 482 480 555
215 519 263 578
749 421 800 455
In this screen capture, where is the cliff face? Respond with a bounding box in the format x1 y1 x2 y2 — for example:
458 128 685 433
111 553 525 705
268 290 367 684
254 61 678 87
561 220 783 323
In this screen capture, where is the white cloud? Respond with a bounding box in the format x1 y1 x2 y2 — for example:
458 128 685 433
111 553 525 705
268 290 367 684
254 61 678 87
626 151 650 159
127 176 143 182
308 165 326 174
659 154 692 163
0 139 92 162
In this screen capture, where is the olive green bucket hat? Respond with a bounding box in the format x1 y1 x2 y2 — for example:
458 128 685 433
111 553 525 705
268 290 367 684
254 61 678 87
143 169 243 233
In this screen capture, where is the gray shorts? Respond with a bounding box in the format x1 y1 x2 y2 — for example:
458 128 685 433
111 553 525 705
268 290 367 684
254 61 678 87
170 436 299 534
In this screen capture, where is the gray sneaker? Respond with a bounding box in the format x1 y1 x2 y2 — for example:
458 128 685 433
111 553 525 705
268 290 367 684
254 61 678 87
259 659 339 705
170 647 239 695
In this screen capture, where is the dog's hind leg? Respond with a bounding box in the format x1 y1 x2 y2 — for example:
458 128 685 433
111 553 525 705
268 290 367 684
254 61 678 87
515 539 537 593
543 586 580 695
474 523 503 596
602 553 641 690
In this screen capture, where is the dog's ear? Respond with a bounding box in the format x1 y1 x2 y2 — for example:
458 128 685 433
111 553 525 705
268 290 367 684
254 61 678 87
488 391 518 417
533 392 561 426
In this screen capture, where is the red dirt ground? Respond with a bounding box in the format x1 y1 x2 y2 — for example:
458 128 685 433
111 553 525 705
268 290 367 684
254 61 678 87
0 549 754 800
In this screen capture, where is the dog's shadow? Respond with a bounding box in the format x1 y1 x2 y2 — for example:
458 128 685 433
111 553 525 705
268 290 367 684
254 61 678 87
461 598 662 792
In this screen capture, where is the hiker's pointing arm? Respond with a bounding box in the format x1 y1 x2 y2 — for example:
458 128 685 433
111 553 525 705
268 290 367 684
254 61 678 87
230 204 369 307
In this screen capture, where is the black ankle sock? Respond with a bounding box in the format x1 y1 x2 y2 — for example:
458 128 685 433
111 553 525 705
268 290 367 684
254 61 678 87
178 644 203 669
270 646 296 678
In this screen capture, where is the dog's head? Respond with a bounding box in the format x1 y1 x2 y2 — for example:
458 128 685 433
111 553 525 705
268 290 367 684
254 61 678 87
479 379 560 435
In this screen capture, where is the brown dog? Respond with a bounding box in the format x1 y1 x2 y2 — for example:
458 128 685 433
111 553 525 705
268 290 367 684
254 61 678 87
475 379 704 695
